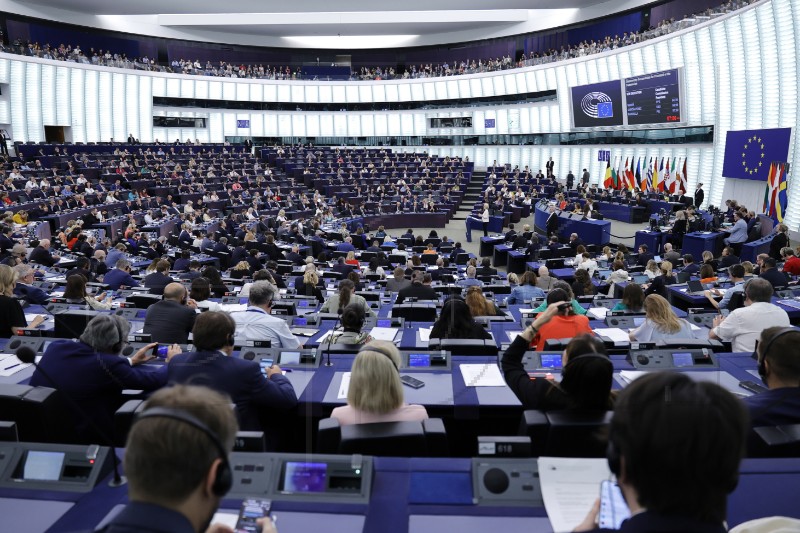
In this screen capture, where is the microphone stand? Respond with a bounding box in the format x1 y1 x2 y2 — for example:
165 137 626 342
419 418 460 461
18 348 127 487
324 310 342 367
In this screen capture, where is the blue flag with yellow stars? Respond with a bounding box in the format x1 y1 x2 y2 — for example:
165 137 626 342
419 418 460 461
722 128 792 181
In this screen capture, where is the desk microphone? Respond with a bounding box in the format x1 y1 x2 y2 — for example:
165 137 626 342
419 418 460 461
16 346 127 488
324 309 342 368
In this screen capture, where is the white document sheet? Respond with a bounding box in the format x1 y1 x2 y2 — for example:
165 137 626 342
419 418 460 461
618 370 649 384
219 303 248 313
369 327 399 341
538 457 611 533
506 330 523 342
460 364 506 387
418 327 432 342
338 372 352 399
592 328 630 343
587 307 609 320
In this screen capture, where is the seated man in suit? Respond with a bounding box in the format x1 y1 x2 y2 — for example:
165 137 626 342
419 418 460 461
636 244 654 267
573 372 747 533
103 258 140 290
336 236 357 253
331 256 354 277
504 223 517 243
284 245 305 266
449 242 466 262
143 259 174 295
662 243 681 265
476 257 498 277
168 311 297 433
143 282 198 344
13 263 50 305
457 266 483 288
760 257 790 288
745 326 800 430
28 239 61 267
681 254 700 276
718 246 740 269
229 281 301 348
568 233 583 251
396 271 439 304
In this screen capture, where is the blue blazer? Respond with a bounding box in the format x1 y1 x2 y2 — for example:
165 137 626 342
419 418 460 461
13 283 50 305
168 351 298 431
30 340 167 443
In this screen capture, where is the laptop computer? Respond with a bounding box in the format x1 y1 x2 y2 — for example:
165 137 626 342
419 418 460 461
685 280 706 295
631 275 650 284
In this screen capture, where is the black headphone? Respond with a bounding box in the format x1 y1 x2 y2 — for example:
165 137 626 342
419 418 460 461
756 327 799 382
134 407 233 496
358 344 398 372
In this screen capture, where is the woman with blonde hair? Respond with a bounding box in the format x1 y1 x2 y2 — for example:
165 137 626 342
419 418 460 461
330 340 428 425
465 285 501 317
0 264 44 337
629 294 694 341
296 269 324 303
644 260 676 298
228 260 251 280
644 259 660 280
345 250 359 267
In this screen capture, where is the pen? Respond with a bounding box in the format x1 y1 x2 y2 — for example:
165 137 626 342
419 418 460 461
4 363 20 371
282 368 293 373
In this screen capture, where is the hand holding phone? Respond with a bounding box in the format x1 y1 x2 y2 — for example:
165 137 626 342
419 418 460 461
152 344 170 359
598 480 630 529
235 498 272 533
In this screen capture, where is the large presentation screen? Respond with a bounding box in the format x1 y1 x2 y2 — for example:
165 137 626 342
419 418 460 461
570 80 624 128
624 69 682 125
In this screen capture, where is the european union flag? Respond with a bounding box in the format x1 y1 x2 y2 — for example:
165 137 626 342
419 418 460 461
597 102 613 118
485 119 496 128
722 128 792 181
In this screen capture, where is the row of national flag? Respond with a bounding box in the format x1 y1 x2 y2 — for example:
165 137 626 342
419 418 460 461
603 156 688 194
763 161 789 223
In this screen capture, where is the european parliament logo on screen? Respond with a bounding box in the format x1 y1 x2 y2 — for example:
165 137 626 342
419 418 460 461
485 118 496 128
237 119 250 128
570 80 624 128
722 128 792 181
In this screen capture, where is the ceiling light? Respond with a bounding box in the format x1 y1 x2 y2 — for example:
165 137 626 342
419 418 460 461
282 35 418 49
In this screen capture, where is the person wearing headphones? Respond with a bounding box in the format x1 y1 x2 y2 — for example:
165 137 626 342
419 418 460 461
143 282 198 344
328 303 373 345
330 340 428 426
168 311 297 434
29 314 180 444
528 289 593 350
502 331 613 411
745 326 800 429
573 372 747 532
97 384 278 533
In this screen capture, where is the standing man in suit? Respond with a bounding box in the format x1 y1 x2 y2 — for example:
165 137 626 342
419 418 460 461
694 182 704 208
566 170 575 190
546 205 559 237
545 156 555 178
581 168 590 188
168 311 297 432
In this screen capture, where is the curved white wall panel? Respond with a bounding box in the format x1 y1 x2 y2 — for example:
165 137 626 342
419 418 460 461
3 0 800 226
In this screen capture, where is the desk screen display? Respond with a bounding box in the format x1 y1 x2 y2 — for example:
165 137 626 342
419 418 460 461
298 300 309 307
624 69 682 125
259 358 274 372
283 462 327 493
570 80 624 128
293 317 307 326
377 319 391 327
540 353 563 369
672 352 693 367
23 451 65 481
136 310 147 320
280 352 300 365
408 353 430 367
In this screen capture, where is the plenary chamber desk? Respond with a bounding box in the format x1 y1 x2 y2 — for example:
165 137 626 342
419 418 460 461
533 202 611 245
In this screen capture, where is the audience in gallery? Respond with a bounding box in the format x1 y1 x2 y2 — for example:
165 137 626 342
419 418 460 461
0 0 755 83
502 332 614 411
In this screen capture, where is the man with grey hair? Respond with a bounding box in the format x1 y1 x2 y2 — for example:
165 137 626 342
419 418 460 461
12 263 49 304
29 238 60 266
458 265 483 288
30 314 178 444
103 257 140 290
229 281 301 348
537 265 554 290
709 277 790 352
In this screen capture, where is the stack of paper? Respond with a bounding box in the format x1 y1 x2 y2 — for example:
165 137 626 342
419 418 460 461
538 457 611 533
369 327 399 342
219 303 248 313
338 372 352 399
618 370 649 384
587 307 609 320
0 353 31 377
592 328 630 343
460 364 506 387
418 327 432 342
506 330 523 342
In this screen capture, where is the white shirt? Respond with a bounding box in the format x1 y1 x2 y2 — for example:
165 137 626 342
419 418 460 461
230 307 301 348
712 302 790 352
481 209 489 223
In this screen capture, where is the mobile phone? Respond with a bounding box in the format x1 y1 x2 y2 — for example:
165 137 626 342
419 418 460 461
739 380 768 394
557 303 571 311
400 375 425 389
234 498 272 533
598 480 630 529
151 344 169 358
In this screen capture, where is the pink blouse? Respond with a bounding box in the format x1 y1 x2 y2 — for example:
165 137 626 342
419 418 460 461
330 404 429 426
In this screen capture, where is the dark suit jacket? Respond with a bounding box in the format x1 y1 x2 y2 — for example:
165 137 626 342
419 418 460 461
396 282 439 304
637 252 654 267
143 299 197 343
29 246 58 266
694 188 705 207
587 510 726 533
143 272 173 295
761 268 789 289
770 232 789 260
13 283 50 305
719 254 740 269
168 350 297 431
285 252 305 266
30 340 167 444
546 213 559 235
